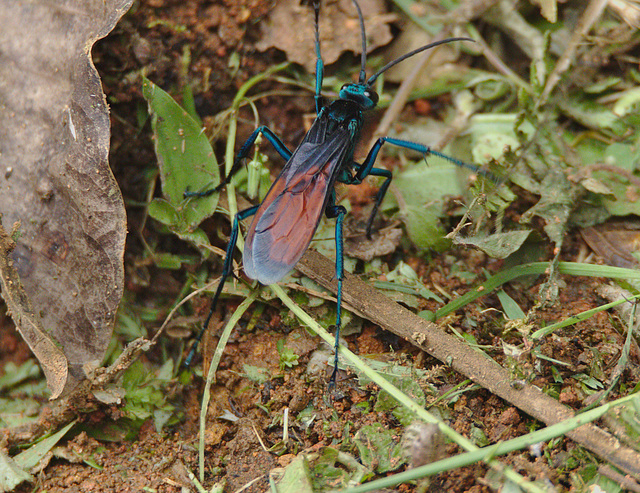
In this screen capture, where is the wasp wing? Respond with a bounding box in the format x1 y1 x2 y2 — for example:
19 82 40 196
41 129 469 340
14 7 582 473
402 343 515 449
243 125 353 285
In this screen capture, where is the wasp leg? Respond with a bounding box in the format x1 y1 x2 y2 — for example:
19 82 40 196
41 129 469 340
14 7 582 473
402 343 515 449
350 136 483 239
185 205 260 366
184 126 292 198
325 197 347 387
343 137 401 239
361 136 485 176
362 167 392 239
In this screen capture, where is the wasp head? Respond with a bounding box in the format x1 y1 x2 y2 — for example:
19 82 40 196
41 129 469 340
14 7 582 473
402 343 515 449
339 83 379 110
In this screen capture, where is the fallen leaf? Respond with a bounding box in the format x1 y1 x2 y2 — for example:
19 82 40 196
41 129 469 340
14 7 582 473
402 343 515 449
256 0 394 72
581 221 640 269
344 227 402 261
0 0 133 395
0 222 68 399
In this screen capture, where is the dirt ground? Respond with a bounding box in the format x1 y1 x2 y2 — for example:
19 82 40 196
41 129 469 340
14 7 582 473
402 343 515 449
2 0 640 492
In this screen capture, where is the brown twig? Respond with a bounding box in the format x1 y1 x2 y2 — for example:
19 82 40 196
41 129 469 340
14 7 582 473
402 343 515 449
296 250 640 479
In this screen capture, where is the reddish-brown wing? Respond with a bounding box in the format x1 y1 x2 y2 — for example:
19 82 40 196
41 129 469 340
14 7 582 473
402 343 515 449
243 128 352 285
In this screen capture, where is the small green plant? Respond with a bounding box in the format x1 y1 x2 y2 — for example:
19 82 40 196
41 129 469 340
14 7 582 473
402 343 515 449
277 339 300 370
119 359 180 438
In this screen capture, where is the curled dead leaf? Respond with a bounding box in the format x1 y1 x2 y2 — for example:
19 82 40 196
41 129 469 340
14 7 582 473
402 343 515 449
0 221 68 399
0 0 133 396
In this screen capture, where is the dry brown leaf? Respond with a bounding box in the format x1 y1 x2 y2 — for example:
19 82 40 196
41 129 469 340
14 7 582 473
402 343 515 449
344 227 403 261
0 0 132 396
256 0 395 72
0 221 68 398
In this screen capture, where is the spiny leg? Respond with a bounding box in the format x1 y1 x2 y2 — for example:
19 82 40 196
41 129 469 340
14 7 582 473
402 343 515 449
347 137 399 238
184 126 292 199
325 198 347 386
357 136 485 177
363 167 392 239
351 136 485 238
185 205 259 366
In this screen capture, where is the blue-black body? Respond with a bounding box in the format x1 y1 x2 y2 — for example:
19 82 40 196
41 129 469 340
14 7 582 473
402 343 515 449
184 0 479 383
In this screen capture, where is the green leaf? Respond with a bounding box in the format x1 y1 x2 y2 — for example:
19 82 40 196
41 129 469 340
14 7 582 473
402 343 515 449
0 451 32 491
354 423 405 473
142 77 219 245
275 454 314 493
274 448 368 492
0 397 40 428
156 359 175 381
376 261 444 305
559 97 626 136
147 198 179 227
604 143 638 172
375 375 426 427
277 339 300 370
14 420 76 470
154 409 174 433
604 401 640 452
472 132 520 165
613 86 640 118
496 289 526 320
520 168 575 247
242 364 270 384
456 230 533 259
153 252 185 270
595 151 640 216
389 164 465 250
467 113 534 164
584 77 622 94
0 360 40 391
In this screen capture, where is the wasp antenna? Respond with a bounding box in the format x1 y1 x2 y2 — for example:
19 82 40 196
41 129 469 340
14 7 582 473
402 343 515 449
314 2 321 61
350 0 368 84
366 37 474 86
313 1 324 113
